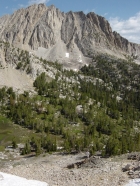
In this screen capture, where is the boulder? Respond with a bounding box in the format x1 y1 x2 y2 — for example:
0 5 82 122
122 164 134 172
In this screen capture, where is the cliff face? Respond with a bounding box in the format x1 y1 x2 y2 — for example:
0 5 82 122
0 3 140 65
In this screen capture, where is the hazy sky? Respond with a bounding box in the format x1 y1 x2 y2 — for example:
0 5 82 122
1 0 140 44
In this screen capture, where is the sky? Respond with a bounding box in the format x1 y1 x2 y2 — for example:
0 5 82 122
0 0 140 44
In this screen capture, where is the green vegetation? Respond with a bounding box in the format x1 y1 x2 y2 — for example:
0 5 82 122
0 54 140 156
0 114 41 152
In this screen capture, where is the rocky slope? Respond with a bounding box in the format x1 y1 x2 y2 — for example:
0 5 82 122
0 3 140 68
0 153 129 186
0 3 140 91
0 41 57 92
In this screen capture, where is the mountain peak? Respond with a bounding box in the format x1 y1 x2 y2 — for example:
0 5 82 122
0 4 140 65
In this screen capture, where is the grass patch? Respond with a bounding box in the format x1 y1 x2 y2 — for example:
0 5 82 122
0 145 5 152
0 115 43 147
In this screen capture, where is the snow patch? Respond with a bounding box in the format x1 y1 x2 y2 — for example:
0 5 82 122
0 172 48 186
65 53 69 58
125 179 140 186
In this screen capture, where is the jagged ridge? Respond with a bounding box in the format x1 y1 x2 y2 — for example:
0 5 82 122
0 3 140 67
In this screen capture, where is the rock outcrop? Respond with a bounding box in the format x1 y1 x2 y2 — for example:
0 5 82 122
0 3 140 67
122 153 140 179
0 41 57 92
67 156 104 169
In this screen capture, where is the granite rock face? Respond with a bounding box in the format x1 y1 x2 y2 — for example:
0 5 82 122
0 3 140 66
0 41 57 92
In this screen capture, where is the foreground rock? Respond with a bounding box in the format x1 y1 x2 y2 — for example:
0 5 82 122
67 156 105 169
0 153 129 186
122 153 140 179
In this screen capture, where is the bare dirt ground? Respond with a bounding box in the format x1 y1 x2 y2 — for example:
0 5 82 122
0 152 130 186
0 67 34 93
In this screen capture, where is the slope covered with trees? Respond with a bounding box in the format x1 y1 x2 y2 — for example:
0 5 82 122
0 55 140 156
